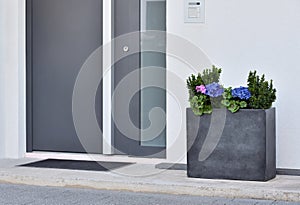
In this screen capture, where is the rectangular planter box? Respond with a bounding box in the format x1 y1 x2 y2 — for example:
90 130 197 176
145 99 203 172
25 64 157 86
187 108 276 181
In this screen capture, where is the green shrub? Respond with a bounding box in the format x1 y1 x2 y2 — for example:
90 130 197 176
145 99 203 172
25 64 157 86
247 71 276 109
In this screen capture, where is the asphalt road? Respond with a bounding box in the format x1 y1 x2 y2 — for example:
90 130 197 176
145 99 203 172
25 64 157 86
0 183 299 205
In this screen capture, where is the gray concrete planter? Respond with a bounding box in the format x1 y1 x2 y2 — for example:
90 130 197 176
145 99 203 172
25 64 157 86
187 108 276 181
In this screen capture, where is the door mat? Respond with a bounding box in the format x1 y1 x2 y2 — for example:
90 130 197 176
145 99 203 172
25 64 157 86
19 159 134 172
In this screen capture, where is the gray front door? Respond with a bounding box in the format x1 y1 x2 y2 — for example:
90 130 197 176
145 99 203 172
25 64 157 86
113 0 166 157
26 0 103 153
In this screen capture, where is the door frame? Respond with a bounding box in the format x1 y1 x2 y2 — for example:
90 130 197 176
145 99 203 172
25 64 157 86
26 0 33 152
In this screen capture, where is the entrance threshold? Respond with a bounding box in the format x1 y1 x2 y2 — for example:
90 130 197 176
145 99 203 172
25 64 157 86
25 152 167 165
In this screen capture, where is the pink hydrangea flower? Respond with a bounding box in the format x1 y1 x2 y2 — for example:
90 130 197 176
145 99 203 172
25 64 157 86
196 85 206 94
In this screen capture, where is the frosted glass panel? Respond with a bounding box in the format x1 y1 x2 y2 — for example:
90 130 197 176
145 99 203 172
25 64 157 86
140 0 166 147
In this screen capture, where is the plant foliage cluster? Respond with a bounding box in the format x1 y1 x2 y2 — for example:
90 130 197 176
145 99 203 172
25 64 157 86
187 66 277 115
187 66 222 115
247 71 276 109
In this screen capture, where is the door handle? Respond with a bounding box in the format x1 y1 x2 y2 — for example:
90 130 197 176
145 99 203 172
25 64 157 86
123 46 129 52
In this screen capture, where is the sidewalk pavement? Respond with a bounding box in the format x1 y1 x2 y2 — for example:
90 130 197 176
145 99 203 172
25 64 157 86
0 154 299 203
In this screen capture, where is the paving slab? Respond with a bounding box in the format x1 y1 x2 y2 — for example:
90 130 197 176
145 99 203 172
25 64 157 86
0 157 299 203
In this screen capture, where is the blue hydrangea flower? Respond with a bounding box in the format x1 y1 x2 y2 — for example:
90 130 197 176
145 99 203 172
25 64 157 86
205 83 224 97
231 87 252 100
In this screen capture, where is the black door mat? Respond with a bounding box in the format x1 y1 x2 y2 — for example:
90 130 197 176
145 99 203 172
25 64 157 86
19 159 134 172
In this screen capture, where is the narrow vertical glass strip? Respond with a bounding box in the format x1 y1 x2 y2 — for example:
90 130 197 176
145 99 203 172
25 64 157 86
140 0 166 147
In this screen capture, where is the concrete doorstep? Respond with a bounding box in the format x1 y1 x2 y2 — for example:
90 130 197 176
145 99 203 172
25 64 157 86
0 157 299 203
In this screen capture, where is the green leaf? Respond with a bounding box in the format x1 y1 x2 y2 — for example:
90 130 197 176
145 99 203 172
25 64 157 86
204 109 213 114
239 101 247 108
221 100 230 107
228 103 239 113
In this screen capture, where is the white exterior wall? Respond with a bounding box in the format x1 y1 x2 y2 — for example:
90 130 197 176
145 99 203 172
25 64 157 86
0 0 300 169
0 0 6 158
167 0 300 169
0 0 26 158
